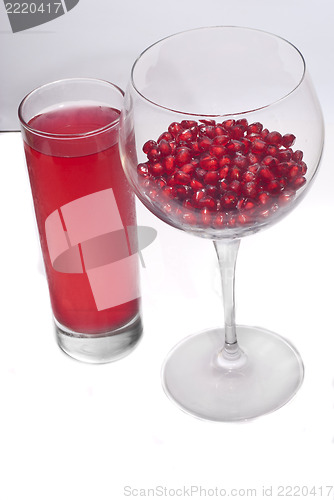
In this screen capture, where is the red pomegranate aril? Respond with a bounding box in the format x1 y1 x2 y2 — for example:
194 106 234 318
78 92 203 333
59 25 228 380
258 192 270 205
168 122 183 138
209 145 226 158
163 155 176 174
178 129 194 142
236 118 248 128
247 122 263 135
248 163 260 174
240 138 252 153
199 125 216 138
233 154 248 169
175 147 192 166
222 119 235 130
143 140 157 154
231 125 245 139
174 185 191 200
219 178 229 192
219 166 230 179
154 177 166 188
200 155 218 171
199 119 216 125
174 171 191 185
267 179 282 194
279 189 295 205
251 139 267 153
242 170 256 183
219 156 232 168
147 147 161 161
200 207 213 226
230 180 242 194
191 178 204 190
204 171 219 185
287 164 300 179
227 140 244 153
262 155 279 168
278 149 292 162
195 167 207 180
213 213 226 228
150 161 164 176
158 139 172 156
292 176 306 189
266 144 279 157
221 192 238 209
282 133 296 148
181 120 197 128
259 166 275 183
247 152 260 165
275 162 289 177
198 136 213 151
166 174 176 186
198 196 216 210
293 150 303 162
192 189 206 206
242 181 258 198
230 167 242 181
181 163 195 175
162 186 175 199
213 134 229 145
137 162 150 177
206 185 219 199
267 131 282 145
300 161 307 175
261 128 269 139
158 131 173 143
182 212 197 225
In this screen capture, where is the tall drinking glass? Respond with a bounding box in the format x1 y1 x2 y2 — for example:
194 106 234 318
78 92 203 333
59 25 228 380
19 78 142 363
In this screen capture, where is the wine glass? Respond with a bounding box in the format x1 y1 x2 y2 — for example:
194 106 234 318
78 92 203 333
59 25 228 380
119 27 324 421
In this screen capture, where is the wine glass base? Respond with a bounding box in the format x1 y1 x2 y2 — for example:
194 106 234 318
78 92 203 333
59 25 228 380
162 326 304 422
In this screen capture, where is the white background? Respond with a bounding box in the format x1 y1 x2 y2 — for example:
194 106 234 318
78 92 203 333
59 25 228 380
0 1 334 499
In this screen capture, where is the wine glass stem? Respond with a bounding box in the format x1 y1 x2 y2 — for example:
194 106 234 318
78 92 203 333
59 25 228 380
214 238 244 363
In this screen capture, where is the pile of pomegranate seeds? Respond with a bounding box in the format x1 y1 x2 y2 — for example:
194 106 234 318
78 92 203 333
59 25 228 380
137 118 307 229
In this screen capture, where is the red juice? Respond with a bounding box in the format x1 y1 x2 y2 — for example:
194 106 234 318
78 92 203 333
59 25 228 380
23 105 140 334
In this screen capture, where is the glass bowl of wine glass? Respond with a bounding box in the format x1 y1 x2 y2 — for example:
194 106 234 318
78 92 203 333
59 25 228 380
119 26 324 421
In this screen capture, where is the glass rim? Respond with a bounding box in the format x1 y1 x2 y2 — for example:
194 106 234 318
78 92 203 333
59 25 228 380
130 25 307 118
18 77 124 139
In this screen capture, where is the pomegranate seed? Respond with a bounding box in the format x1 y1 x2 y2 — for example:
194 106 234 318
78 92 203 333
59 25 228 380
261 128 269 139
200 155 218 171
230 167 242 181
174 185 191 199
178 129 194 142
206 185 219 199
199 119 216 125
267 179 282 194
204 171 219 185
247 152 260 165
210 145 226 158
219 179 229 192
218 156 232 168
233 154 248 169
181 163 195 175
267 131 282 145
143 140 157 154
219 166 230 179
258 166 275 183
174 171 191 185
175 147 192 166
158 131 173 142
293 150 303 162
158 139 172 156
287 164 301 179
163 155 176 174
242 171 256 183
192 189 206 206
154 177 166 188
278 189 295 205
221 192 238 209
162 186 174 199
227 140 244 153
182 212 197 225
230 180 242 194
213 134 229 145
150 162 164 176
137 163 150 177
240 138 252 153
282 133 296 148
147 147 161 161
199 125 216 139
213 213 226 228
262 155 279 168
200 207 213 226
168 122 182 138
300 161 307 175
198 196 216 210
247 122 263 134
258 192 270 205
166 174 176 186
236 118 248 128
242 181 258 198
181 120 197 128
231 125 245 139
292 176 306 189
190 178 204 190
266 145 279 157
222 119 235 130
198 136 213 151
278 149 292 162
251 139 266 153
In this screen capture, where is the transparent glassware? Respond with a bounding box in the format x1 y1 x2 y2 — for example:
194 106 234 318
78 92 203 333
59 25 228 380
119 27 324 421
